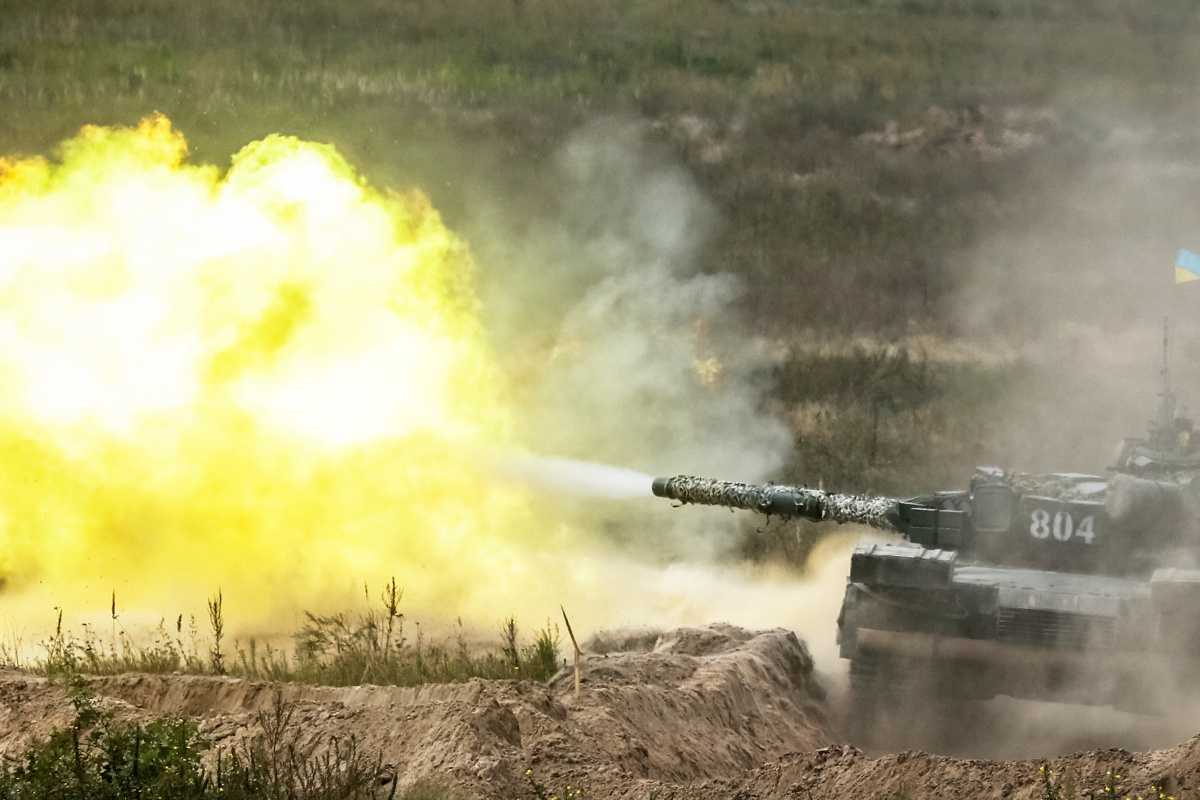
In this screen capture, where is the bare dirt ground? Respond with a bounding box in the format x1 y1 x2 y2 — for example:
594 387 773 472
0 624 1197 799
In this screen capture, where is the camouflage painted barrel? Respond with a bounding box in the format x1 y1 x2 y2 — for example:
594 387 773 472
651 475 897 529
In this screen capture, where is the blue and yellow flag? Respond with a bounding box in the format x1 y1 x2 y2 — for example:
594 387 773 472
1178 249 1200 283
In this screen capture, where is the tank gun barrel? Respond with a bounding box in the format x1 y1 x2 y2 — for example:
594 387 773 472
651 475 899 530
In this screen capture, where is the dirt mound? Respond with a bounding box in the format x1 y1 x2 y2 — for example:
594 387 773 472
0 625 833 797
6 625 1200 800
0 668 78 757
548 623 830 786
735 736 1200 800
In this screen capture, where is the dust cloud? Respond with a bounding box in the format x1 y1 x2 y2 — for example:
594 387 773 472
474 107 1200 761
887 106 1200 759
460 119 844 667
956 108 1200 474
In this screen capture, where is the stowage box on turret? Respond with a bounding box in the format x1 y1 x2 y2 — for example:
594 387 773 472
652 370 1200 715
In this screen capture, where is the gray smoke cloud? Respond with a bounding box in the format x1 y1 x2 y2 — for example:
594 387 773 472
468 119 793 560
477 120 791 484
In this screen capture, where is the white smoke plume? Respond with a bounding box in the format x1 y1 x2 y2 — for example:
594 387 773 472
468 120 797 571
493 454 653 499
478 120 792 485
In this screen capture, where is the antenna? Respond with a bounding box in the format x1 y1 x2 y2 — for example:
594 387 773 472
1152 316 1178 451
1163 316 1172 399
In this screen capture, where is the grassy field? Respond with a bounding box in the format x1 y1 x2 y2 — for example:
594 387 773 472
4 0 1198 340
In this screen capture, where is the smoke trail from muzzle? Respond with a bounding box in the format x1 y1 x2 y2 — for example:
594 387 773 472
493 454 654 498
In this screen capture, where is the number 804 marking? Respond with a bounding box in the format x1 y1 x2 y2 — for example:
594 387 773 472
1029 508 1095 544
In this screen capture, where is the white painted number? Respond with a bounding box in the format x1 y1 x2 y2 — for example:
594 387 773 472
1030 508 1051 539
1075 514 1095 544
1028 509 1095 544
1052 511 1073 541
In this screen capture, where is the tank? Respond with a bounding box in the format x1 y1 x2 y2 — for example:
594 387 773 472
651 345 1200 716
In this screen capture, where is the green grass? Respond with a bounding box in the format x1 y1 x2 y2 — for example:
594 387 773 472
33 581 562 688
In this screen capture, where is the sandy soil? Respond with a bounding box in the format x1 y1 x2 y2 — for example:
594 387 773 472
0 624 1197 800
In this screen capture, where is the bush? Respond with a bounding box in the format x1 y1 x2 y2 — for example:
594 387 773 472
0 680 215 799
0 680 403 800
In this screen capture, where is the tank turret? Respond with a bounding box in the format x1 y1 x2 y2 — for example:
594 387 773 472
1114 320 1200 476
